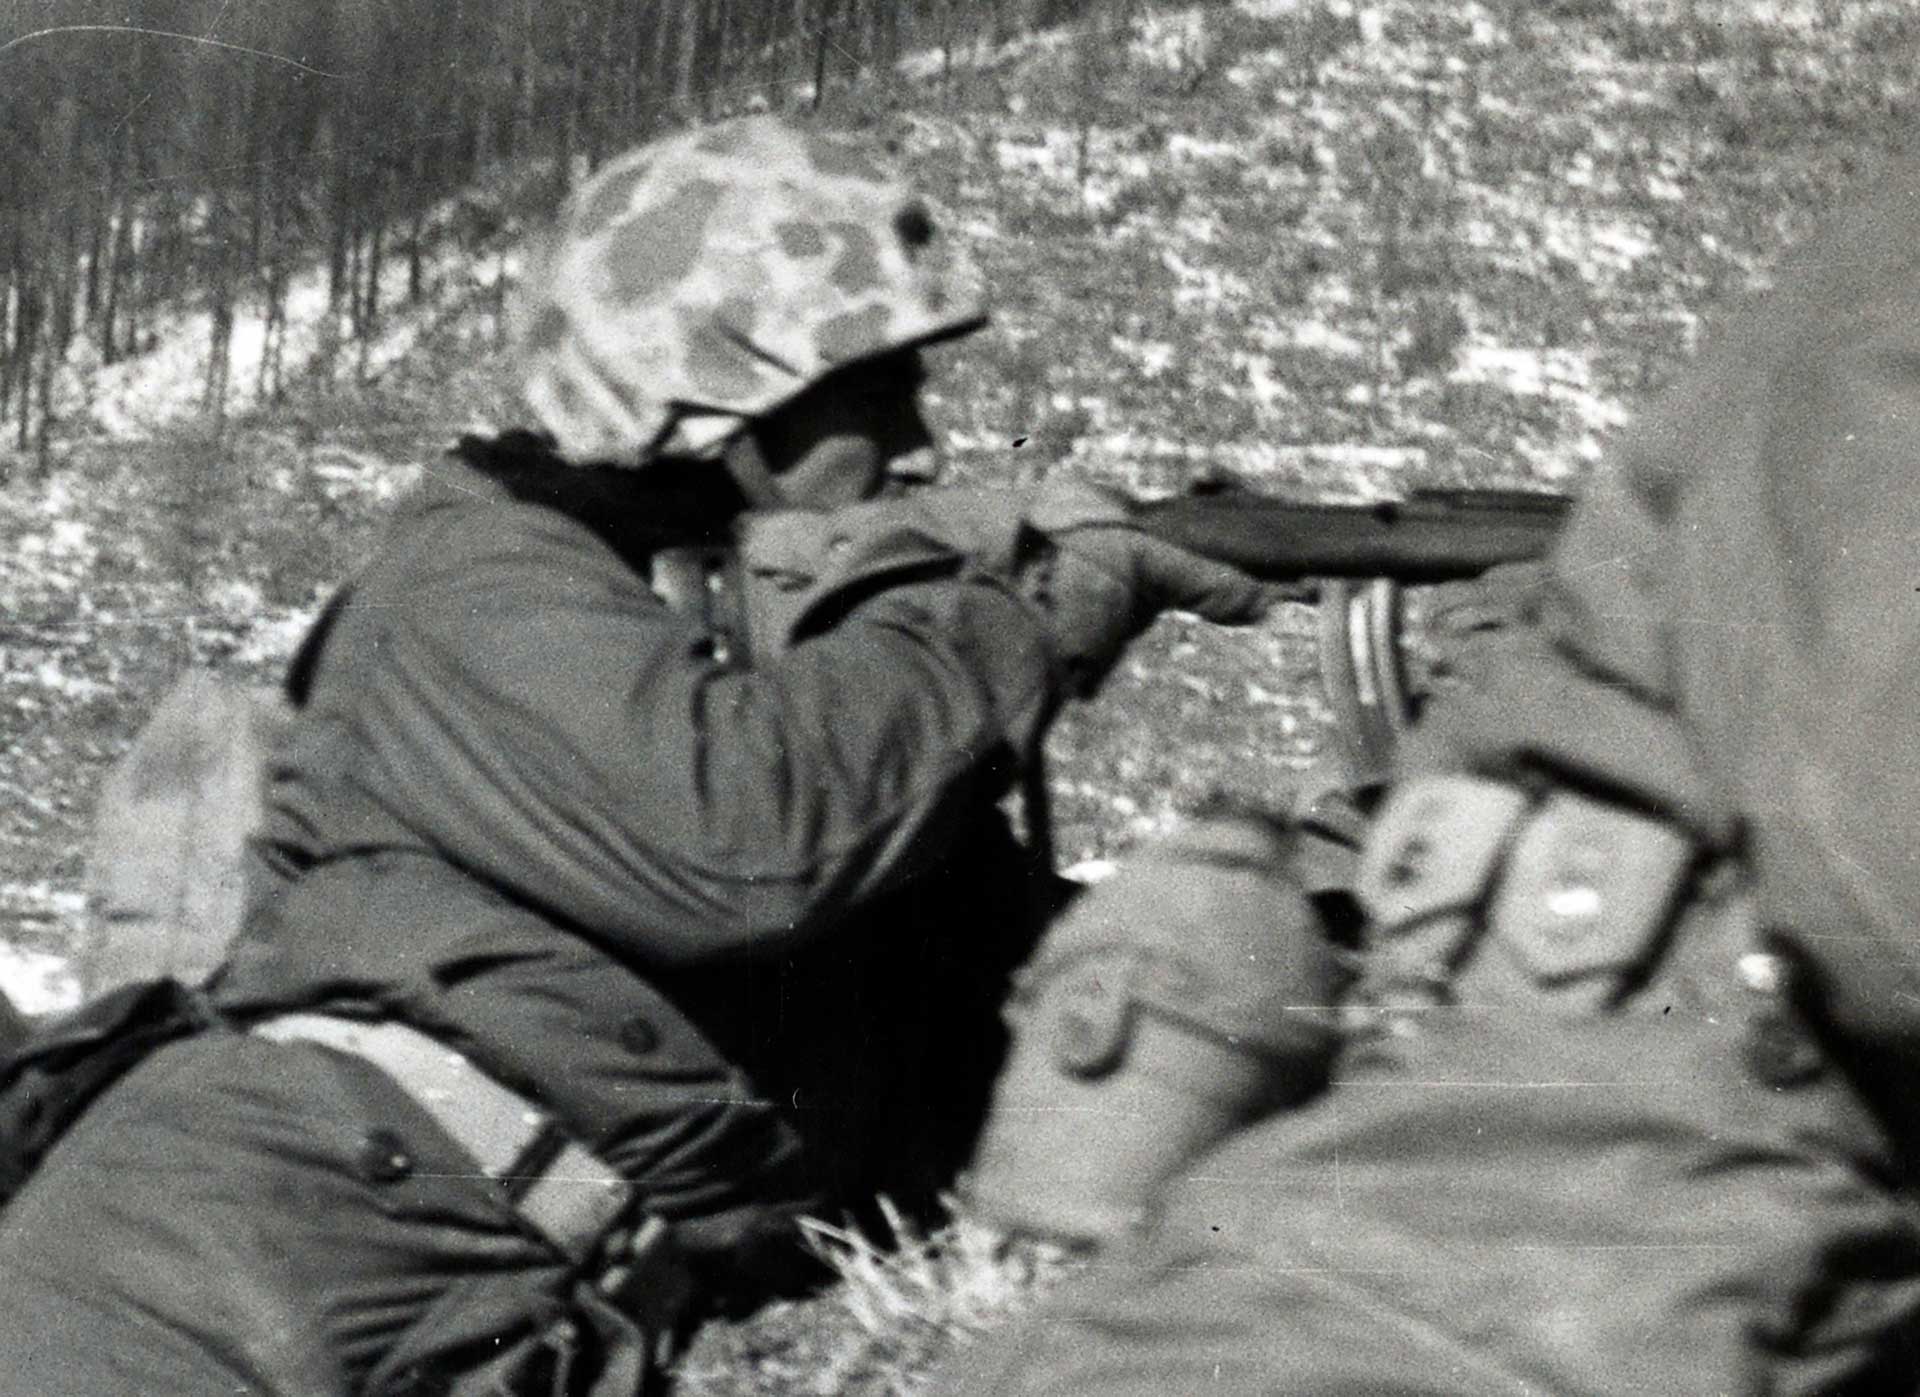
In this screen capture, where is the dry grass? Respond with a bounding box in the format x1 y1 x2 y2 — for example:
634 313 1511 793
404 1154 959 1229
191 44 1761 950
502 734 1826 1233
674 1201 1082 1396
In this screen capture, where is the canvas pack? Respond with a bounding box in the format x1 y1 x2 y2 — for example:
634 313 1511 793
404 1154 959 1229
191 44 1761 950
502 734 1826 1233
83 670 293 999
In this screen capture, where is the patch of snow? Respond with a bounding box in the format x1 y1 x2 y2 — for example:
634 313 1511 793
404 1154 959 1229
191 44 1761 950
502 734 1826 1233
14 515 96 565
0 943 82 1017
1452 339 1630 439
1616 0 1842 28
205 578 267 622
894 18 1073 85
1589 220 1655 269
232 601 327 669
1280 318 1367 359
1226 51 1289 89
1130 9 1212 74
310 447 421 505
1537 207 1656 281
995 130 1079 182
1238 353 1296 412
1061 857 1118 885
1175 211 1227 245
1111 336 1178 379
20 657 112 703
1158 247 1252 311
1645 170 1687 202
1080 179 1121 216
1166 133 1242 164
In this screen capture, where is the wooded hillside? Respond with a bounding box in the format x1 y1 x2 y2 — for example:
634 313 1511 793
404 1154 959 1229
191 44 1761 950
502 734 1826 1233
0 0 1126 459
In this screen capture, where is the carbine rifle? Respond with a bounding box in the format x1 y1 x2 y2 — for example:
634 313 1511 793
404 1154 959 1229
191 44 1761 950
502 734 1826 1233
1132 485 1576 783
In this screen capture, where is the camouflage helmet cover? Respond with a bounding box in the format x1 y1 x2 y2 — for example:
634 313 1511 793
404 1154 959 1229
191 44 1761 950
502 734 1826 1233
517 115 987 466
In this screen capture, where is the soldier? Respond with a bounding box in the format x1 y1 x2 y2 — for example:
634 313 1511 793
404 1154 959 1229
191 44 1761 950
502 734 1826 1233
937 160 1920 1392
0 115 1267 1396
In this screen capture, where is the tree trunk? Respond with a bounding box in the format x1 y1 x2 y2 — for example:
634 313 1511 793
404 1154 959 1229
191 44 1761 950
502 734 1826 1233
362 189 387 374
813 0 839 109
588 0 622 168
710 0 732 113
347 221 365 338
941 0 956 96
203 167 236 428
516 0 538 159
675 0 704 116
0 260 18 428
557 0 581 191
257 243 284 405
101 202 131 365
875 0 900 76
83 209 107 338
792 0 810 92
13 291 35 451
49 94 83 360
325 113 351 314
32 290 55 466
760 0 783 98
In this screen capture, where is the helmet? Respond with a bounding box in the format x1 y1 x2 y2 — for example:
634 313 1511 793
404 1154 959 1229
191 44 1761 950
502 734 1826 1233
516 115 987 466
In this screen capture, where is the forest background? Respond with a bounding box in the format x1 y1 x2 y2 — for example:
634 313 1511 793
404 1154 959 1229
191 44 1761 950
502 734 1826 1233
2 0 1918 1389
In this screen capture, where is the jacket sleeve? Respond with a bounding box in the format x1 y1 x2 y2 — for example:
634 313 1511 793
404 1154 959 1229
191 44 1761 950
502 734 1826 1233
1404 167 1920 1059
330 499 1060 965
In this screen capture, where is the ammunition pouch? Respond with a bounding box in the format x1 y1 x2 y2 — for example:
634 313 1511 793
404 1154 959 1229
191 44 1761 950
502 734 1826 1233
964 815 1346 1246
1354 775 1705 1015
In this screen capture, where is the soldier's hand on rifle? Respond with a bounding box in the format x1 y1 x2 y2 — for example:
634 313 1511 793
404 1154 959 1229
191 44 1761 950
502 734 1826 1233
1020 481 1275 695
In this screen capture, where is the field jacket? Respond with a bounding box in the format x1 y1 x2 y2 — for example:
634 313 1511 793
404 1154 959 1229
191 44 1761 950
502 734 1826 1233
215 447 1063 1224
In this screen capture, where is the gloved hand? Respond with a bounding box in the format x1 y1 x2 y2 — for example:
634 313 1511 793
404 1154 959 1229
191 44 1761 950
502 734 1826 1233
1019 481 1276 695
1421 559 1551 693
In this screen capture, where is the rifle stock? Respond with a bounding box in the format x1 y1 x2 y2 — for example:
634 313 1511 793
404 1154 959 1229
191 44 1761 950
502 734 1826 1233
1132 486 1576 785
1130 486 1573 584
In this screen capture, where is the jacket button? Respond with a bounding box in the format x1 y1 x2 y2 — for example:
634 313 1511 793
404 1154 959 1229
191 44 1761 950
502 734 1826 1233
1384 835 1433 888
619 1017 659 1054
359 1128 415 1183
1742 1011 1824 1089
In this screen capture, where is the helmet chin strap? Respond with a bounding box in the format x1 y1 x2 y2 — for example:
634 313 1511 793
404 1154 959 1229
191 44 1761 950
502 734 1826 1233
720 430 790 511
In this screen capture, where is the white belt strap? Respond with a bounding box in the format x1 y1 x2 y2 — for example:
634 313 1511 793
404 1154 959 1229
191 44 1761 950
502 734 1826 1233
252 1012 632 1264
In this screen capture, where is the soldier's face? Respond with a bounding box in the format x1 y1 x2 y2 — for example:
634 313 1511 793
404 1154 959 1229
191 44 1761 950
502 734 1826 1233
756 352 934 508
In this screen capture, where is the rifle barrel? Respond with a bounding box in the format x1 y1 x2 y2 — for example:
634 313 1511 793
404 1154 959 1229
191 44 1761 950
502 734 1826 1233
1133 488 1575 584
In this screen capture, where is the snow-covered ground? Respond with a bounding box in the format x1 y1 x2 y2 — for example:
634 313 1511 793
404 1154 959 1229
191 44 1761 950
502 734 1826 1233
0 941 82 1016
